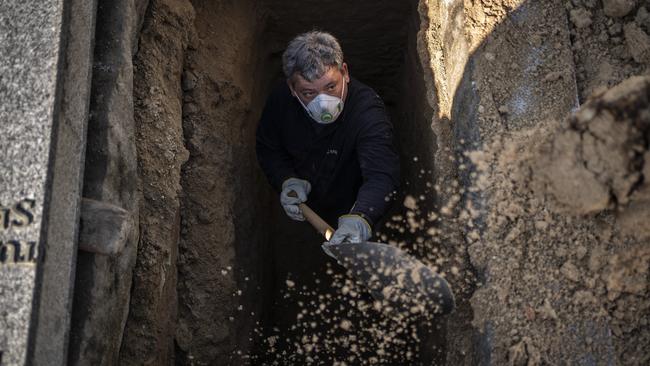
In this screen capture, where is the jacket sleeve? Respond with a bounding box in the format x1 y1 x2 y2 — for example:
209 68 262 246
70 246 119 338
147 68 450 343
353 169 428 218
350 96 400 227
256 93 296 192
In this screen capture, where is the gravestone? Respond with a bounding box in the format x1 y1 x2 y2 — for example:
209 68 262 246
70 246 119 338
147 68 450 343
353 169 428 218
0 1 94 365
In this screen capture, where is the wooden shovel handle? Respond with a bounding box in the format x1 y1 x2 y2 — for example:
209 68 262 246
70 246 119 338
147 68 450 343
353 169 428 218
288 191 335 240
298 202 335 241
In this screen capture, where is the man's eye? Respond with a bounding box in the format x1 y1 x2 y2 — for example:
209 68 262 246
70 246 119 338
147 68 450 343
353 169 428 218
304 92 315 97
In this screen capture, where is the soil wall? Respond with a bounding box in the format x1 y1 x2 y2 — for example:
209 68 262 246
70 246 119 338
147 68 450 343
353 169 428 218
176 0 273 363
120 0 194 364
413 0 650 364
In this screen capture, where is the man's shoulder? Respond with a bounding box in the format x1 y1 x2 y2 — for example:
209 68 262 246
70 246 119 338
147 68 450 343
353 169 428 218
346 78 388 127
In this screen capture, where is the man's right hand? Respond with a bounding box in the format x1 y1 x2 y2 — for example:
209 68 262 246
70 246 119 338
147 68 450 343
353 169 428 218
280 178 312 221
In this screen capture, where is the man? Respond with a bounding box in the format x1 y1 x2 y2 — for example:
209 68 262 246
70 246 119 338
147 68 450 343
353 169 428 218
256 31 400 245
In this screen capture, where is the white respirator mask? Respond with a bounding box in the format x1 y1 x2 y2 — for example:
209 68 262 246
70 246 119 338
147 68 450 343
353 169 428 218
293 79 346 124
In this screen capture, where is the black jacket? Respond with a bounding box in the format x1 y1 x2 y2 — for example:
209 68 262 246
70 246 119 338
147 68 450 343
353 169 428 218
256 78 400 227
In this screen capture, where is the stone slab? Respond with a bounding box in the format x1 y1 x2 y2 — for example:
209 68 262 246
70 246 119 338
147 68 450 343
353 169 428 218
0 1 66 365
31 0 96 364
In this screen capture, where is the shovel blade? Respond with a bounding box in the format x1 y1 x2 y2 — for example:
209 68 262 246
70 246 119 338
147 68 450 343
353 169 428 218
322 241 455 318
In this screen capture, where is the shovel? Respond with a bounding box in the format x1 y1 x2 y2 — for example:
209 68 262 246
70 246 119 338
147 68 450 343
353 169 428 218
295 199 456 317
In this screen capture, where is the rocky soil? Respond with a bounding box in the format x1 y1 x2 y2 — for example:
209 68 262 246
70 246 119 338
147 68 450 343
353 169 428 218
468 75 650 365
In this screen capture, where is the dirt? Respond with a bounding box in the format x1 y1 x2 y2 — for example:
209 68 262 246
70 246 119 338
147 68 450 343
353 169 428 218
175 0 272 364
466 75 650 365
251 259 443 365
408 0 649 364
119 0 194 364
535 76 650 216
566 0 650 101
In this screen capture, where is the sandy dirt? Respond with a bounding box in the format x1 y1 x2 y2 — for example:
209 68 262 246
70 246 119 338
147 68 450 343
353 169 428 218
121 0 194 364
567 0 650 100
467 75 650 365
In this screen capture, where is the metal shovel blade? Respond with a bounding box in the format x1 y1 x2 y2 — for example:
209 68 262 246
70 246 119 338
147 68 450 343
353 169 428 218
322 241 455 317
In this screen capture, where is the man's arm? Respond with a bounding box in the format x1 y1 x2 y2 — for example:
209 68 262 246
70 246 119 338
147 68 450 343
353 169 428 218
255 94 296 192
350 99 400 228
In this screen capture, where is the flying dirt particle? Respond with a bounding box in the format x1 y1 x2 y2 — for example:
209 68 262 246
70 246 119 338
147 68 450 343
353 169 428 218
267 335 278 347
373 301 382 311
403 195 417 210
340 319 352 331
449 266 460 276
341 285 350 295
427 211 438 221
286 279 295 288
409 268 422 285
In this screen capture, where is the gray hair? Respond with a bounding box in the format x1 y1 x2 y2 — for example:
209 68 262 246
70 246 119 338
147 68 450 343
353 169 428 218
282 31 344 81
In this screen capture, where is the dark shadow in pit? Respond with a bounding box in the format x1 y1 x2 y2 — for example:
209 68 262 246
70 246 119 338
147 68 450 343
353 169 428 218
249 0 449 364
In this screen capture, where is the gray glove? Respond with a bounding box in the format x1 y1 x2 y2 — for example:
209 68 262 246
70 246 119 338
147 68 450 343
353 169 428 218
329 214 372 244
280 178 311 221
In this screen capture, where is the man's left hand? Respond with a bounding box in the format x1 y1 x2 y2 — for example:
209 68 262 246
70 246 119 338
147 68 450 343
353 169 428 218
329 214 371 244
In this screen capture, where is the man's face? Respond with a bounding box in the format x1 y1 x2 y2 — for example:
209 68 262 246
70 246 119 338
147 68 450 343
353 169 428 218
288 63 349 105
